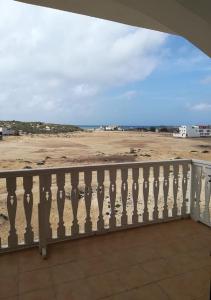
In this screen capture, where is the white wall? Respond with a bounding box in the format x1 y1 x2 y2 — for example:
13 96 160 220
0 127 15 135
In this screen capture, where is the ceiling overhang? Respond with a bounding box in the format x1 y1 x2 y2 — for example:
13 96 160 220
15 0 211 57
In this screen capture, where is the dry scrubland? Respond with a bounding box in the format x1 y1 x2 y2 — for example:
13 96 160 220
0 131 211 170
0 131 210 245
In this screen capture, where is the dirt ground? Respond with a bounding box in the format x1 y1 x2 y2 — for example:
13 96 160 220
0 131 211 170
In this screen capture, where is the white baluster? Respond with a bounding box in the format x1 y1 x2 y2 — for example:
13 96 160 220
71 171 80 236
84 171 93 233
39 174 52 241
97 169 105 231
192 165 202 221
203 168 211 225
163 165 170 219
132 168 139 224
56 173 66 238
172 164 179 217
153 165 160 221
121 168 128 226
109 168 117 229
6 177 18 248
181 164 188 217
23 176 34 245
143 167 149 223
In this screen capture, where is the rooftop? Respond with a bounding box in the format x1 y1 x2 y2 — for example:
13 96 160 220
1 219 211 300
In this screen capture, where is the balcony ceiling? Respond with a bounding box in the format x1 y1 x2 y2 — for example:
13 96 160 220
16 0 211 57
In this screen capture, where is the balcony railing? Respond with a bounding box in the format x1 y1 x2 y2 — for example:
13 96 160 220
0 159 210 257
191 160 211 226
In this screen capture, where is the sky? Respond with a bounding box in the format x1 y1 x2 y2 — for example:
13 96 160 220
0 1 211 126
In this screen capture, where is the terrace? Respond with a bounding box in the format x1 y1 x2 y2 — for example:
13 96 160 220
1 0 211 299
0 159 211 299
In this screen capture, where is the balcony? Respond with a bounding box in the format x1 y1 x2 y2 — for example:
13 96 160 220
0 158 211 299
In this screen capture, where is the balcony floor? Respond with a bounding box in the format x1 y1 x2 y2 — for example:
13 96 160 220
0 219 211 300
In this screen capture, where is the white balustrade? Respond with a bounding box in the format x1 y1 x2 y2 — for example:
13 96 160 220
1 159 206 256
191 160 211 226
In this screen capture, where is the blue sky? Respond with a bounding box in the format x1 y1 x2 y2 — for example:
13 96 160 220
95 36 211 126
0 1 210 125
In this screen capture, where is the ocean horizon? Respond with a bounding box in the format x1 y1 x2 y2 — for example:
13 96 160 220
77 125 177 130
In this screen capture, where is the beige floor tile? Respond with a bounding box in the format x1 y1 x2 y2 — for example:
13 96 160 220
104 283 169 300
189 247 211 266
118 265 152 289
182 235 211 252
142 257 179 280
19 288 56 300
106 251 135 269
107 245 161 270
19 268 52 294
18 248 48 273
0 252 19 277
143 251 211 282
128 244 162 263
172 251 211 274
47 240 101 266
203 265 211 277
87 271 128 299
0 275 18 299
55 270 127 300
159 268 210 300
50 260 84 284
0 297 19 300
0 219 210 299
154 239 190 258
78 255 116 277
55 279 94 300
47 243 80 266
194 294 211 300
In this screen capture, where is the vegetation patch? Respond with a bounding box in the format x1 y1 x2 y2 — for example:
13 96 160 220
0 120 82 134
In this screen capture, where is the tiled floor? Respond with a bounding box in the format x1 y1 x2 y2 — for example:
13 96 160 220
0 219 211 300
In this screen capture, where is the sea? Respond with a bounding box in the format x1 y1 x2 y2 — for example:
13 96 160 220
78 125 148 131
77 125 175 131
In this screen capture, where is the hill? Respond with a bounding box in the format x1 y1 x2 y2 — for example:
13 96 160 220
0 120 82 134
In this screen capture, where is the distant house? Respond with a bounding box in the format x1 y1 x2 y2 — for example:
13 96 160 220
105 125 123 131
45 126 51 132
95 125 123 131
0 127 15 136
173 125 211 138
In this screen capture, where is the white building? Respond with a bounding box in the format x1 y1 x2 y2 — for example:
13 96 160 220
95 125 123 131
105 125 123 131
173 125 211 138
0 127 15 136
45 126 51 132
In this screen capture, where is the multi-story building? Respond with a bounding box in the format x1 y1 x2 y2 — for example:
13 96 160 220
173 125 211 138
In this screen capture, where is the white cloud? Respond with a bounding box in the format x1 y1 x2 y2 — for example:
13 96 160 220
72 84 99 98
201 75 211 84
190 103 211 111
113 90 140 101
176 53 204 68
0 0 167 123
